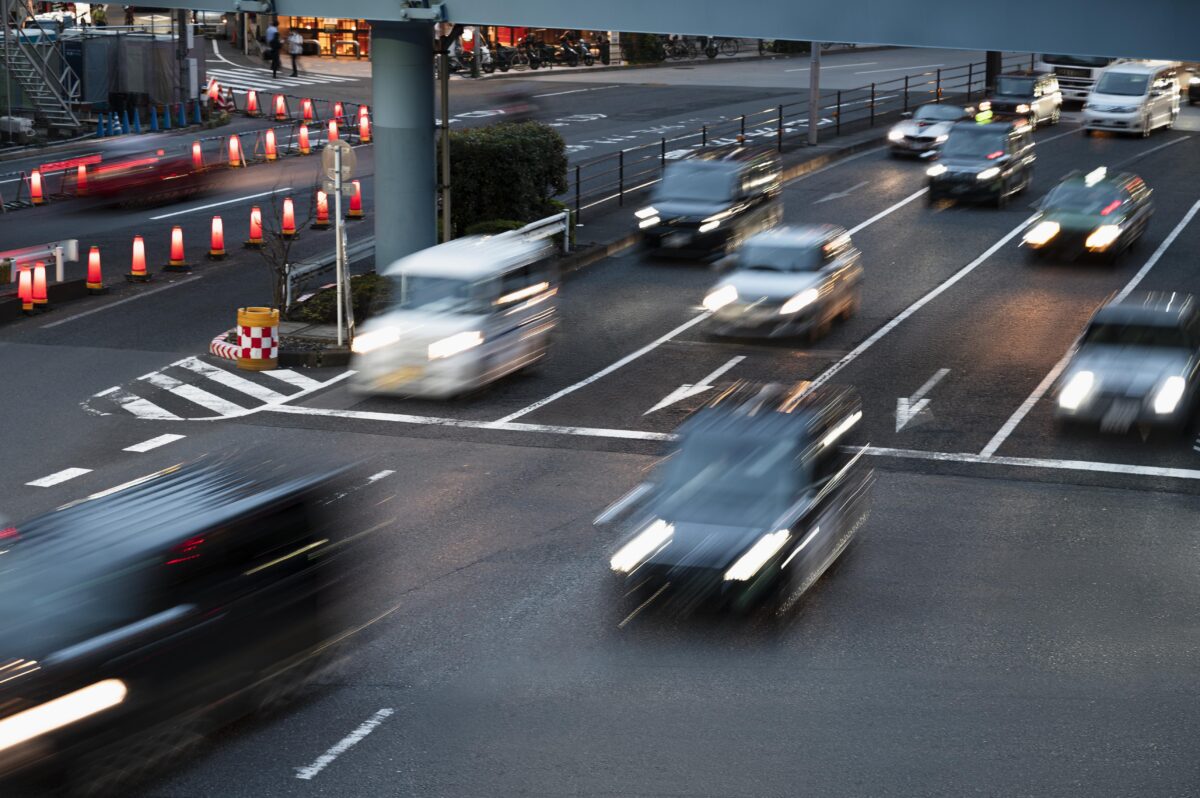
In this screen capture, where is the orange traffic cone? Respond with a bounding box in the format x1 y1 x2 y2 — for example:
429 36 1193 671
17 266 32 313
333 101 345 122
127 235 150 282
327 119 339 143
29 170 44 205
311 190 330 230
347 180 363 219
209 216 226 260
228 134 243 168
301 97 314 123
358 113 371 143
264 128 278 161
76 163 88 196
281 197 296 238
165 225 189 271
298 124 311 155
246 89 260 116
245 206 264 249
192 140 204 171
273 93 287 121
31 261 47 307
86 245 105 293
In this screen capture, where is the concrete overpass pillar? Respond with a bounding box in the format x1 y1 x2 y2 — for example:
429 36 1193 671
370 21 436 269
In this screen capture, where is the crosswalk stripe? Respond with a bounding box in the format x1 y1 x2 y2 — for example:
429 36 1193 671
262 368 324 391
124 433 187 453
139 371 247 417
96 385 183 420
209 66 357 80
176 356 288 403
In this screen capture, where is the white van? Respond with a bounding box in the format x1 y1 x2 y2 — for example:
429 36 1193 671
350 236 558 399
1083 60 1181 137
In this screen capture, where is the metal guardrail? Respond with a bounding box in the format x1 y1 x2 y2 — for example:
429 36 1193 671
0 239 79 284
493 211 572 253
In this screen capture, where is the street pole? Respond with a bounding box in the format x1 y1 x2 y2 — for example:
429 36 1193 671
807 42 820 146
439 48 451 242
334 145 344 347
469 26 480 78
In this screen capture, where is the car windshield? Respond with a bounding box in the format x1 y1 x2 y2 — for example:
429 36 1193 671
1094 72 1150 96
995 76 1036 97
1045 184 1127 215
739 242 822 272
657 432 802 526
1042 54 1114 68
941 127 1009 159
388 275 487 314
914 104 965 122
1083 322 1190 348
656 162 737 202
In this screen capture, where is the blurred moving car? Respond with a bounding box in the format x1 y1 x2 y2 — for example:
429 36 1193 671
886 102 973 157
1082 60 1181 137
84 136 216 207
987 71 1062 129
1187 68 1199 105
350 236 558 399
0 464 351 796
703 225 863 341
599 382 873 616
496 89 539 122
1054 291 1200 432
1022 167 1153 263
926 115 1035 206
635 144 782 261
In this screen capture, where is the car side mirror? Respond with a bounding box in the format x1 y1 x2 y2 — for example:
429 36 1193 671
900 111 913 119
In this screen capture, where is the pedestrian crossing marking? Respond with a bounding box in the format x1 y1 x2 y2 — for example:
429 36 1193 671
205 66 359 95
139 370 250 417
177 356 288 403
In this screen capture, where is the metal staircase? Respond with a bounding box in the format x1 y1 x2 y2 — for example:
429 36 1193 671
1 14 83 135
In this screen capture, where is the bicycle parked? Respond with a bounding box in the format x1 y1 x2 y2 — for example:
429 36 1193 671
705 37 740 58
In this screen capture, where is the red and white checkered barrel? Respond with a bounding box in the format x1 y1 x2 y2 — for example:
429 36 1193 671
236 306 279 371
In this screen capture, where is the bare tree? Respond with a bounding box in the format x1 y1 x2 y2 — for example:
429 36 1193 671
254 178 320 310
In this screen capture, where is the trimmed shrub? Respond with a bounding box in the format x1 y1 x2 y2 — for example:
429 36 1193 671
618 32 664 64
287 272 391 324
770 40 811 55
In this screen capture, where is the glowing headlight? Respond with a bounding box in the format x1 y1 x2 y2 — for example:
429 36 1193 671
725 530 791 581
427 330 483 360
1085 225 1122 250
350 326 401 355
1023 220 1061 247
977 166 1001 181
1015 103 1031 114
1058 370 1095 411
610 519 673 573
698 219 721 234
638 216 661 229
779 288 820 315
926 164 948 177
1153 376 1187 415
935 134 949 143
1190 76 1200 85
703 284 738 312
0 679 127 753
634 206 658 219
887 128 905 141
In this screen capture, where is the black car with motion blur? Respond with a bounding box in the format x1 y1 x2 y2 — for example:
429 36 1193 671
926 114 1035 206
0 464 353 796
635 144 782 261
987 71 1063 129
598 382 873 617
1022 166 1154 263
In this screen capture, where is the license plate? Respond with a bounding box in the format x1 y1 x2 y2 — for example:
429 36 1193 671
375 366 423 389
1100 400 1139 433
663 232 691 248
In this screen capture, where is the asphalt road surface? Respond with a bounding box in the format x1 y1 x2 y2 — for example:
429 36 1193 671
3 53 1200 796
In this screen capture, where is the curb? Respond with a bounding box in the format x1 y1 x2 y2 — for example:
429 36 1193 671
278 347 352 368
210 328 238 360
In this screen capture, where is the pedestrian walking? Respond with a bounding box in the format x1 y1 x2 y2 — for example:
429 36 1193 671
287 28 303 77
90 4 106 26
265 18 281 79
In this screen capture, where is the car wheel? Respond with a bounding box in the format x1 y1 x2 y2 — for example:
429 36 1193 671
841 290 861 321
996 182 1010 209
1140 115 1152 137
1167 108 1178 129
809 313 832 343
1050 105 1061 125
1082 128 1094 137
926 190 939 206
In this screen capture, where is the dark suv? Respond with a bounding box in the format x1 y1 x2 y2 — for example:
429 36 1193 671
988 72 1063 129
636 145 783 260
926 117 1036 207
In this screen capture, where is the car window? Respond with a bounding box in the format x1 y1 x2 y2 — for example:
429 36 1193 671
1045 184 1126 214
1094 71 1150 96
1082 322 1190 348
739 242 821 272
913 104 966 122
391 275 490 314
656 162 737 202
995 76 1035 96
940 126 1009 159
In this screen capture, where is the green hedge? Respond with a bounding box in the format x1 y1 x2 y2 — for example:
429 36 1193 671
438 122 568 238
770 40 811 54
287 272 391 324
618 32 663 64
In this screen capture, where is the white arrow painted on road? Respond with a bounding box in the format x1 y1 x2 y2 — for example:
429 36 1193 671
895 368 950 432
644 356 745 415
814 180 870 205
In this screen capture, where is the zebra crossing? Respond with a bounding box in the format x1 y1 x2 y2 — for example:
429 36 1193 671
205 66 359 95
83 356 347 421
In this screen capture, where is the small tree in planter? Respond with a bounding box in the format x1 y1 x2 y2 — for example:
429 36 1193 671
255 181 320 310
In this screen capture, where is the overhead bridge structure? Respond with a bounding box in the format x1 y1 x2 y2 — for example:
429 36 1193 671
171 0 1197 265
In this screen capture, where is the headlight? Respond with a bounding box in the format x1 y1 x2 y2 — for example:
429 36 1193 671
1190 76 1200 85
1015 103 1031 114
935 134 948 143
887 128 905 141
350 327 401 355
1023 220 1061 247
638 216 661 229
634 206 658 219
610 519 673 573
698 219 721 234
1085 225 1122 250
1058 370 1095 410
0 679 127 753
725 530 791 582
703 284 738 312
779 288 820 315
976 166 1001 181
1153 376 1187 415
926 164 948 177
427 331 483 360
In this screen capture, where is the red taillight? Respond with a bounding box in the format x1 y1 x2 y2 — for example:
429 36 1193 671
0 527 19 541
986 150 1004 160
1100 199 1122 216
166 535 205 565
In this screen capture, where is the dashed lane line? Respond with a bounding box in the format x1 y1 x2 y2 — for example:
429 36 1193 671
295 708 395 781
39 276 202 330
27 468 93 487
123 434 186 453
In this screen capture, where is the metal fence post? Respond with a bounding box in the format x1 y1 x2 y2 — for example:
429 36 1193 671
936 68 942 101
661 136 666 170
740 115 746 136
574 164 581 224
835 91 841 135
903 75 909 113
870 83 876 126
702 124 707 147
967 63 973 99
777 104 783 151
618 149 624 206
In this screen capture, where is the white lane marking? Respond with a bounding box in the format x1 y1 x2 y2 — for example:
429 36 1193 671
981 198 1200 456
895 367 950 432
27 468 92 487
123 433 186 452
1117 135 1187 166
321 469 396 505
40 276 202 330
366 469 395 484
533 84 620 98
93 386 184 420
863 446 1200 481
177 356 288 403
814 179 870 205
150 188 290 221
846 187 927 236
262 368 323 390
210 37 238 65
644 355 745 414
56 464 182 511
139 371 248 417
856 63 945 74
784 61 878 72
807 215 1037 394
294 708 395 781
493 312 713 424
190 371 355 420
266 404 676 441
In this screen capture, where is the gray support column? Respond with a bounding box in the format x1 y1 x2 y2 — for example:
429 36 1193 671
371 21 436 269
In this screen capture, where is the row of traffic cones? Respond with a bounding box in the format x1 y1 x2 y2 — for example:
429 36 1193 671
96 101 204 138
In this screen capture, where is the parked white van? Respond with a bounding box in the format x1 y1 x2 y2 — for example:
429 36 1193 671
350 236 558 399
1083 60 1181 137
